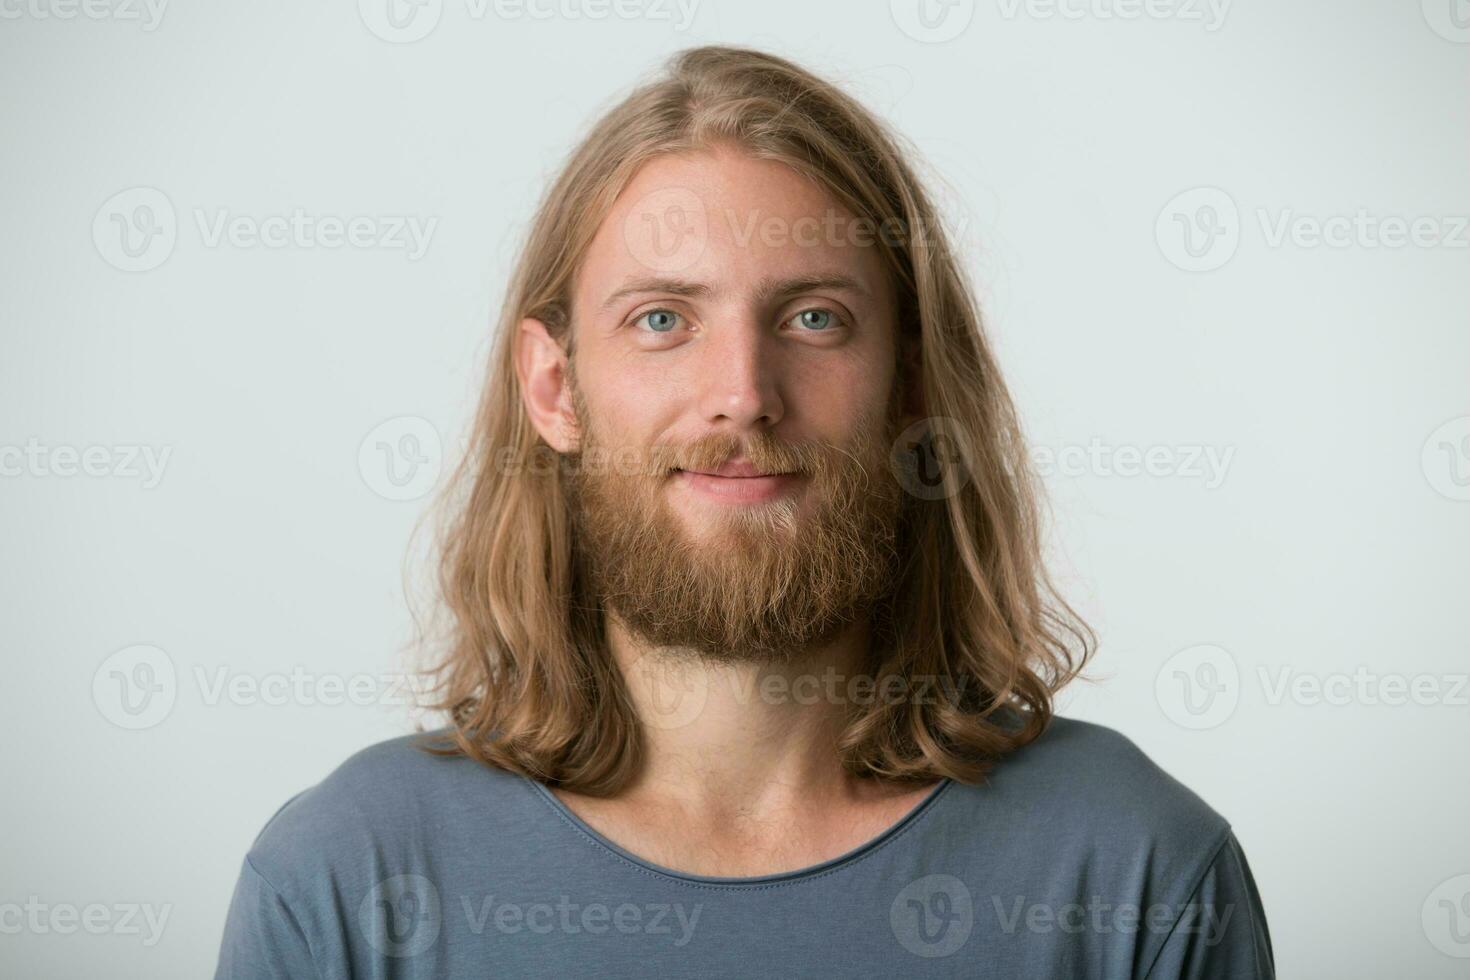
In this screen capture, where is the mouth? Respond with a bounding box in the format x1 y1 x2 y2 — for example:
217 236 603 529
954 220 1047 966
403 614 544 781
671 459 803 503
672 457 791 479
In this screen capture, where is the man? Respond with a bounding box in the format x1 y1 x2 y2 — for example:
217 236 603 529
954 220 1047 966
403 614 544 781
216 45 1274 978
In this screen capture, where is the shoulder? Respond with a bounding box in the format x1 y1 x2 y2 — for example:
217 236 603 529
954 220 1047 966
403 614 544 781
241 729 529 898
943 714 1235 881
931 715 1274 976
1000 713 1226 825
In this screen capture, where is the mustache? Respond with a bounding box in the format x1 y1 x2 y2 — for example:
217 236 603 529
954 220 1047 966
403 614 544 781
647 432 833 478
562 410 896 484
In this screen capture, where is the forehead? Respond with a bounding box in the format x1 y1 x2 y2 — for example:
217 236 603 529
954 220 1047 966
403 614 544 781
573 145 893 316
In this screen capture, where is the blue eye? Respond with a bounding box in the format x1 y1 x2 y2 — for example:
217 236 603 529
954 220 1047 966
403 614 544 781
792 308 837 331
635 309 680 333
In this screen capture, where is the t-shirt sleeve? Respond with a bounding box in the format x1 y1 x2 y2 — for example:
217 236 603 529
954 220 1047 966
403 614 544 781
1142 829 1275 980
214 856 323 980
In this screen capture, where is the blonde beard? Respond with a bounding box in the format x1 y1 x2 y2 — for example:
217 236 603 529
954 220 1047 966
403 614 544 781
564 379 906 665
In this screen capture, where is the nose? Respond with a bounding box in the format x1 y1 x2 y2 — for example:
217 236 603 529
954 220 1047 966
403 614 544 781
696 318 784 430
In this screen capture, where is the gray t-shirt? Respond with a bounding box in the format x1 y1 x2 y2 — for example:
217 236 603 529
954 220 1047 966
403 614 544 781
215 715 1274 978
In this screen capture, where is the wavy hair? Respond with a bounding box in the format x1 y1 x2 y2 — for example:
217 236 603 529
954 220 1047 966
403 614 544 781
415 44 1096 793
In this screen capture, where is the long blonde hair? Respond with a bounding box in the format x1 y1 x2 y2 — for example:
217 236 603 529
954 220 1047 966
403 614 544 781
416 44 1095 794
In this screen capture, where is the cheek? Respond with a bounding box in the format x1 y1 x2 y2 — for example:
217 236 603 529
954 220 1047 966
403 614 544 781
579 359 680 446
789 347 895 433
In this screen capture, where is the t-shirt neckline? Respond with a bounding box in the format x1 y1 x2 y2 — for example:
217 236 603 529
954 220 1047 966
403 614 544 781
525 773 955 888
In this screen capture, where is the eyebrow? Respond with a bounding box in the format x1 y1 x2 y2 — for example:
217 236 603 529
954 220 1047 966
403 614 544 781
598 273 869 313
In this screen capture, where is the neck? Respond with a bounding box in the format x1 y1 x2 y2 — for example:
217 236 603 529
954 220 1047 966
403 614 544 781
605 613 879 820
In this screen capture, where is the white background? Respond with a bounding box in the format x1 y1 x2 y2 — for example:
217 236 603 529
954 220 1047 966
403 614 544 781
2 0 1467 976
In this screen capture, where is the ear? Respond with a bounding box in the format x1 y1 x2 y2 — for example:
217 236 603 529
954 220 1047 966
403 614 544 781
515 317 580 453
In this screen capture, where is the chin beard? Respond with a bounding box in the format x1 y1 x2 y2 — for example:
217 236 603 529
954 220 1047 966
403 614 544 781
565 414 906 666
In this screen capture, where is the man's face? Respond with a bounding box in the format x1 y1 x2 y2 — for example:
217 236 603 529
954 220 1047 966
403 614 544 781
560 144 907 663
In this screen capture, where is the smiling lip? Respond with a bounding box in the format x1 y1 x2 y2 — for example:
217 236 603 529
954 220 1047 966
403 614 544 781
677 457 782 479
673 459 802 503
